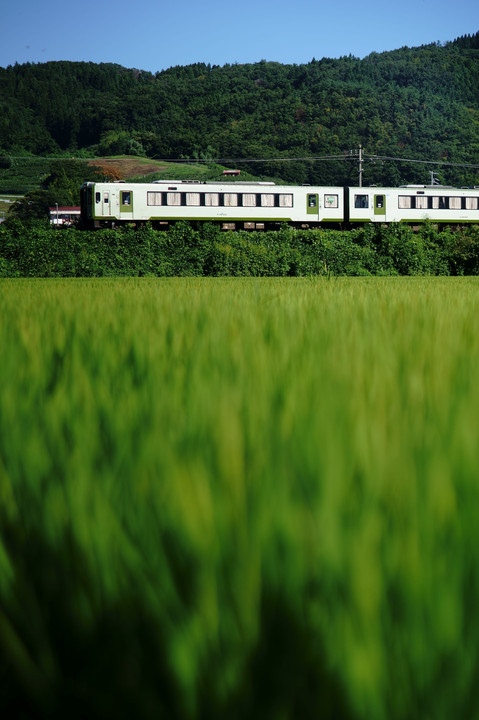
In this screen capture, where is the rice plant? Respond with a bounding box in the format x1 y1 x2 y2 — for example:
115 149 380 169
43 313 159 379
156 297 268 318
1 277 479 719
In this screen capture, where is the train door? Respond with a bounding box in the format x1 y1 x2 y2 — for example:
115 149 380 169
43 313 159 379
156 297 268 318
120 189 133 219
307 193 319 220
95 190 111 217
374 194 386 218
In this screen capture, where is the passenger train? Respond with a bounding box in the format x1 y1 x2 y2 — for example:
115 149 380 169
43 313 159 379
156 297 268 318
80 180 479 229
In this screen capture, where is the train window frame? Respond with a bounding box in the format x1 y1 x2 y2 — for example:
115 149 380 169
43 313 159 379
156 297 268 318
432 196 449 210
324 194 338 209
449 197 461 210
354 194 369 209
415 196 428 209
261 193 275 207
279 194 293 208
121 191 131 206
186 192 200 206
224 193 238 207
95 192 101 204
466 197 479 210
398 196 412 209
243 193 257 207
167 192 181 206
308 194 317 209
147 191 162 206
205 193 219 206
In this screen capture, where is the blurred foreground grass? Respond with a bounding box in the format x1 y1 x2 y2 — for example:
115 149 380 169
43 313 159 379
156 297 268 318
1 277 479 719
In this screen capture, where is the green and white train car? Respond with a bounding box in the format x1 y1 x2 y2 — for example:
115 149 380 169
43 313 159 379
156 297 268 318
80 180 345 229
80 180 479 228
348 185 479 224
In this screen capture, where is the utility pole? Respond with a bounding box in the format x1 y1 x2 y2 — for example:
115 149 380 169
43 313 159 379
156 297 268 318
348 145 365 185
358 144 363 187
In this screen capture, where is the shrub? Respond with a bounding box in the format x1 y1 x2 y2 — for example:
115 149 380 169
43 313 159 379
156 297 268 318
2 221 479 277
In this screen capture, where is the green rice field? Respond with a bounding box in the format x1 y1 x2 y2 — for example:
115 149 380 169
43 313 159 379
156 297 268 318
1 276 479 719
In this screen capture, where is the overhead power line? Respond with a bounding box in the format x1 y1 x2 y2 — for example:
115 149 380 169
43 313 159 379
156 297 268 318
6 152 479 170
158 155 349 164
161 153 479 169
365 154 479 169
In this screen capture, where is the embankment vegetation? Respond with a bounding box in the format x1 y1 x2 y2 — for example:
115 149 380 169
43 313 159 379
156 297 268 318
2 220 479 277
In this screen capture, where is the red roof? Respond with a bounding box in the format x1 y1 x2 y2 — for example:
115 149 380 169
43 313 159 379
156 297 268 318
49 207 80 212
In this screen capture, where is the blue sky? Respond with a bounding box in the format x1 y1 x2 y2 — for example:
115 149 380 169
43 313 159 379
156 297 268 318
1 0 478 72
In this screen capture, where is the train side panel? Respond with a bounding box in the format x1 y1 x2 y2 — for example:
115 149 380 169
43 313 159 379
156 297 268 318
347 187 390 223
81 181 346 226
347 186 479 224
81 182 479 227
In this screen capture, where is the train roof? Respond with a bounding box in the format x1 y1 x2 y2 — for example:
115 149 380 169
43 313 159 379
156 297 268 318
152 179 276 186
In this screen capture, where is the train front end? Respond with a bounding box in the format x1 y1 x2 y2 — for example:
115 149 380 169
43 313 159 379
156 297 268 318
80 182 95 228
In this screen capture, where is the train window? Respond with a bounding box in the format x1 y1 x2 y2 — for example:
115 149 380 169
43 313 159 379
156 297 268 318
261 194 275 207
205 193 219 206
432 197 449 209
186 193 200 205
466 197 479 210
416 196 428 209
449 197 461 210
279 194 293 207
354 194 368 209
324 195 336 208
121 191 131 205
224 193 238 207
243 193 257 207
147 192 162 206
167 192 181 206
103 193 109 203
308 194 317 208
398 196 412 209
95 192 101 203
375 195 384 209
324 194 338 208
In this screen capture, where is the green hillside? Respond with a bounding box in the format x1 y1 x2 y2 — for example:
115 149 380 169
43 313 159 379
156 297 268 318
0 155 259 196
1 32 478 187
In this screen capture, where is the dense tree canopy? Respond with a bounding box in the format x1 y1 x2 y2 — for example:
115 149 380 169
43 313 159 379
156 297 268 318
1 32 478 186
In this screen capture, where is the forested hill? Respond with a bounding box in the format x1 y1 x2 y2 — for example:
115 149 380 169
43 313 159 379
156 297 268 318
1 32 479 186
